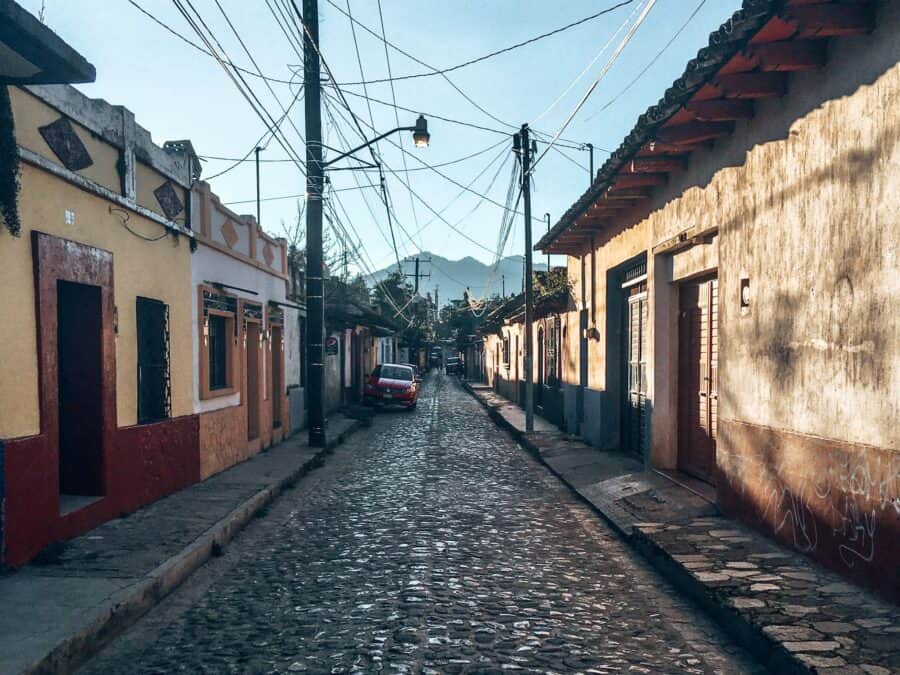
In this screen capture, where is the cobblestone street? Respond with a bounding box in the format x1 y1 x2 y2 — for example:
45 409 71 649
81 374 762 674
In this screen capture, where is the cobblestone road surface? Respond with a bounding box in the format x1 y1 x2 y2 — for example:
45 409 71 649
81 374 763 674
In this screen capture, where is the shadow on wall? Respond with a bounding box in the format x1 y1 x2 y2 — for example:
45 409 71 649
718 422 899 603
715 116 899 602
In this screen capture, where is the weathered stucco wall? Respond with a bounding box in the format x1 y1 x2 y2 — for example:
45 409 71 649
9 87 120 194
0 162 193 437
615 7 899 598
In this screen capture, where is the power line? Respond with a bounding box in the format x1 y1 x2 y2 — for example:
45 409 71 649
531 0 644 124
531 0 658 173
371 142 511 267
322 96 405 264
202 82 303 180
129 0 602 152
321 89 499 255
199 138 507 171
224 183 377 206
325 86 542 224
323 0 636 86
584 0 709 122
377 0 423 251
341 0 401 271
170 0 307 179
211 0 308 152
128 0 297 84
322 0 516 130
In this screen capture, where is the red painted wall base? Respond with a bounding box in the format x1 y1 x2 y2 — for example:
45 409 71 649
2 414 199 567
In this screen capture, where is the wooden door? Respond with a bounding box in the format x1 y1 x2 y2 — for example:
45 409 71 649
246 322 261 441
271 326 283 428
678 275 718 483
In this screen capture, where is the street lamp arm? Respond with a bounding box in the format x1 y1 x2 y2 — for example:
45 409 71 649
322 126 414 168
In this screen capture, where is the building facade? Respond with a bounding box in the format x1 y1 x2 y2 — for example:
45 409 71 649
1 83 200 565
536 0 898 600
190 181 298 479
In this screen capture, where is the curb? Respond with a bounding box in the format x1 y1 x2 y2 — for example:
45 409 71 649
462 383 804 674
629 528 802 675
22 420 363 675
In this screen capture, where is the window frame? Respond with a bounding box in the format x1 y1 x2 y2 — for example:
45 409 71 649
198 285 239 400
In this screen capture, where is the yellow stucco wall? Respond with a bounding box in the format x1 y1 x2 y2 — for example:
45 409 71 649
136 161 186 221
0 162 193 438
9 87 121 195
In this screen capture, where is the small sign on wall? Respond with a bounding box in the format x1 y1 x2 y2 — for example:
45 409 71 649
325 336 339 355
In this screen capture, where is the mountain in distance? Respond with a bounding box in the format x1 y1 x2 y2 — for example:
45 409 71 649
370 252 547 307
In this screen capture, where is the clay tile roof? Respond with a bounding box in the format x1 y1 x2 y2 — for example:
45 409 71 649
535 0 786 251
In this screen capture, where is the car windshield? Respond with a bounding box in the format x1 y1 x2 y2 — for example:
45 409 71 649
380 365 413 381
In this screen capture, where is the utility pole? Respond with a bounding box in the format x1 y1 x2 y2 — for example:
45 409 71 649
516 124 535 432
303 0 326 447
502 274 505 297
404 255 431 294
584 142 594 185
544 213 551 275
255 146 263 225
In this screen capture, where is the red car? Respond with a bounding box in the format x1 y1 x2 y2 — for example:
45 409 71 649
364 363 419 410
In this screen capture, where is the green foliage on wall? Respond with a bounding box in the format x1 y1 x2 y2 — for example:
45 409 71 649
0 86 21 236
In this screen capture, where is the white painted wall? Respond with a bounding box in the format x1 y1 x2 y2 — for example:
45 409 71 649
190 244 296 413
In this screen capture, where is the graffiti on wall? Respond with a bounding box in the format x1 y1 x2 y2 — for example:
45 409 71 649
720 422 899 576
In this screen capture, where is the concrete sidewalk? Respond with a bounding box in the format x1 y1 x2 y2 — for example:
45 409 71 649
466 382 899 674
0 416 362 675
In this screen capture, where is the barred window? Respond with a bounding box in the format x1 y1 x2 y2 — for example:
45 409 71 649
136 297 170 424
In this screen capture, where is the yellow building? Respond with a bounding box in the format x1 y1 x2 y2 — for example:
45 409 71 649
1 82 201 566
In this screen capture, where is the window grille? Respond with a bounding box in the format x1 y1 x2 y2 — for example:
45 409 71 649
136 297 170 424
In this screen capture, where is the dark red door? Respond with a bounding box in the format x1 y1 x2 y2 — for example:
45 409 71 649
678 275 718 483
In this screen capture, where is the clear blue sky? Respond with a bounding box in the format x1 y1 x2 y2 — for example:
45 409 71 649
22 0 742 279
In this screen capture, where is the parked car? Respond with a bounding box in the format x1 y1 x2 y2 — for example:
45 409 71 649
365 363 418 410
445 356 460 375
430 347 442 368
401 363 422 382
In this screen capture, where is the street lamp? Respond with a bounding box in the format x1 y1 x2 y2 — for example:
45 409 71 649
581 143 594 186
323 115 431 168
412 114 430 148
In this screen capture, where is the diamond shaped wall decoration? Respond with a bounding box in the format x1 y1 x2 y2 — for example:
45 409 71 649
38 117 93 171
263 242 274 266
221 219 239 249
153 181 184 220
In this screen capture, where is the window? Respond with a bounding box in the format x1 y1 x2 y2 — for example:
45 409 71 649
502 335 510 367
199 287 237 400
547 317 560 387
136 297 170 424
381 365 413 381
208 314 228 390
